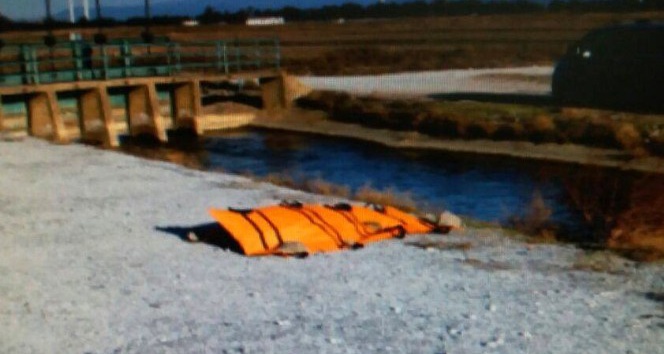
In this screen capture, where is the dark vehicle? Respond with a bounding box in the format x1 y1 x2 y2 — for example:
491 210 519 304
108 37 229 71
552 21 664 111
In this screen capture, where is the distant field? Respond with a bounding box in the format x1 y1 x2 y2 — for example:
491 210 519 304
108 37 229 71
2 11 664 75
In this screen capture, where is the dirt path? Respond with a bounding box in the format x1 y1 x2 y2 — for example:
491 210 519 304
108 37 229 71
298 66 553 98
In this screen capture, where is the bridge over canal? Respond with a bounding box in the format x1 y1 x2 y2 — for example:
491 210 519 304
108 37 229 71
0 37 290 147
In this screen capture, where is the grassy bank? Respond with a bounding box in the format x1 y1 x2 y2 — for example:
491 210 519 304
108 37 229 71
508 169 664 262
286 90 664 261
296 90 664 157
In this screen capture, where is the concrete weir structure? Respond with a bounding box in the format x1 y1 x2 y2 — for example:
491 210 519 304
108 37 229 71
0 38 287 146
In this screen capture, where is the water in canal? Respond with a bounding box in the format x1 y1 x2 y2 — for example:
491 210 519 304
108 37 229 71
125 130 652 242
205 129 566 220
123 128 645 242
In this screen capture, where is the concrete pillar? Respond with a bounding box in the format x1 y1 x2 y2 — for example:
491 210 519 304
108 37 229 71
172 80 203 134
260 75 288 111
28 91 68 143
79 87 119 147
127 83 167 142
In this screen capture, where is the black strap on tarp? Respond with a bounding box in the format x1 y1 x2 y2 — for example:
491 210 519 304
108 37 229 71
283 206 346 248
254 209 284 246
229 208 269 251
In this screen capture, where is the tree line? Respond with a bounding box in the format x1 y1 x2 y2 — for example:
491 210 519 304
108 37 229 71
0 0 662 31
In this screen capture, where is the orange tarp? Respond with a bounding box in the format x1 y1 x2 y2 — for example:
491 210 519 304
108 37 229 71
209 203 437 256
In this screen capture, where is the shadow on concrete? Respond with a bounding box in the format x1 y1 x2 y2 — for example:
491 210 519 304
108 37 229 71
428 92 553 106
118 133 163 147
201 93 263 109
156 222 243 254
429 92 664 114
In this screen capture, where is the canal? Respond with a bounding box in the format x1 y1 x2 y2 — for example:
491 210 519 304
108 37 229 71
122 128 649 244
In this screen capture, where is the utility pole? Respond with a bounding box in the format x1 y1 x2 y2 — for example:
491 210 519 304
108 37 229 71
94 0 107 44
145 0 151 21
45 0 52 22
95 0 101 20
83 0 90 20
142 0 154 43
68 0 75 23
43 0 56 76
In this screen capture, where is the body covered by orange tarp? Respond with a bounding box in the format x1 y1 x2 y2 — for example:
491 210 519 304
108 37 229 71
208 203 437 256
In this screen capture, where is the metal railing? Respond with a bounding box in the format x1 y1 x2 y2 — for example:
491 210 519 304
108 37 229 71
0 37 281 86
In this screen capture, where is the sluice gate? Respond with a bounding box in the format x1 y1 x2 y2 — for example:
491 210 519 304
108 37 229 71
0 38 288 146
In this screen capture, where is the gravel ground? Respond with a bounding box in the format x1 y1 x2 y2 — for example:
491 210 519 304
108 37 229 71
1 138 663 354
298 66 554 98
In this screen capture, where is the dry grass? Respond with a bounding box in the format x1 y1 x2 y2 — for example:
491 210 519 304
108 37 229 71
261 173 300 190
560 169 664 262
5 12 664 75
297 90 664 156
354 184 418 212
646 132 664 156
502 172 664 262
524 114 557 143
507 190 559 244
614 123 648 157
250 171 424 213
303 177 352 198
276 11 664 74
607 176 664 262
564 169 630 242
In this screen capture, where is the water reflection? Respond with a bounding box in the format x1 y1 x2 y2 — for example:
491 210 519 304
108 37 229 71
120 135 209 171
203 129 581 228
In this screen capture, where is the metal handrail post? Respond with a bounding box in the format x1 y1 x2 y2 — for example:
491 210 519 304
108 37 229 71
20 44 40 84
19 44 31 84
235 43 240 72
71 41 83 80
274 37 281 70
121 41 131 78
215 41 222 72
254 38 261 69
2 37 282 86
175 43 181 73
101 45 109 80
30 46 40 84
166 42 172 75
222 41 229 74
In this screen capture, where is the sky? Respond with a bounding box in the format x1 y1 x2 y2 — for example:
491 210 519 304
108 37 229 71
0 0 379 21
1 0 162 20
